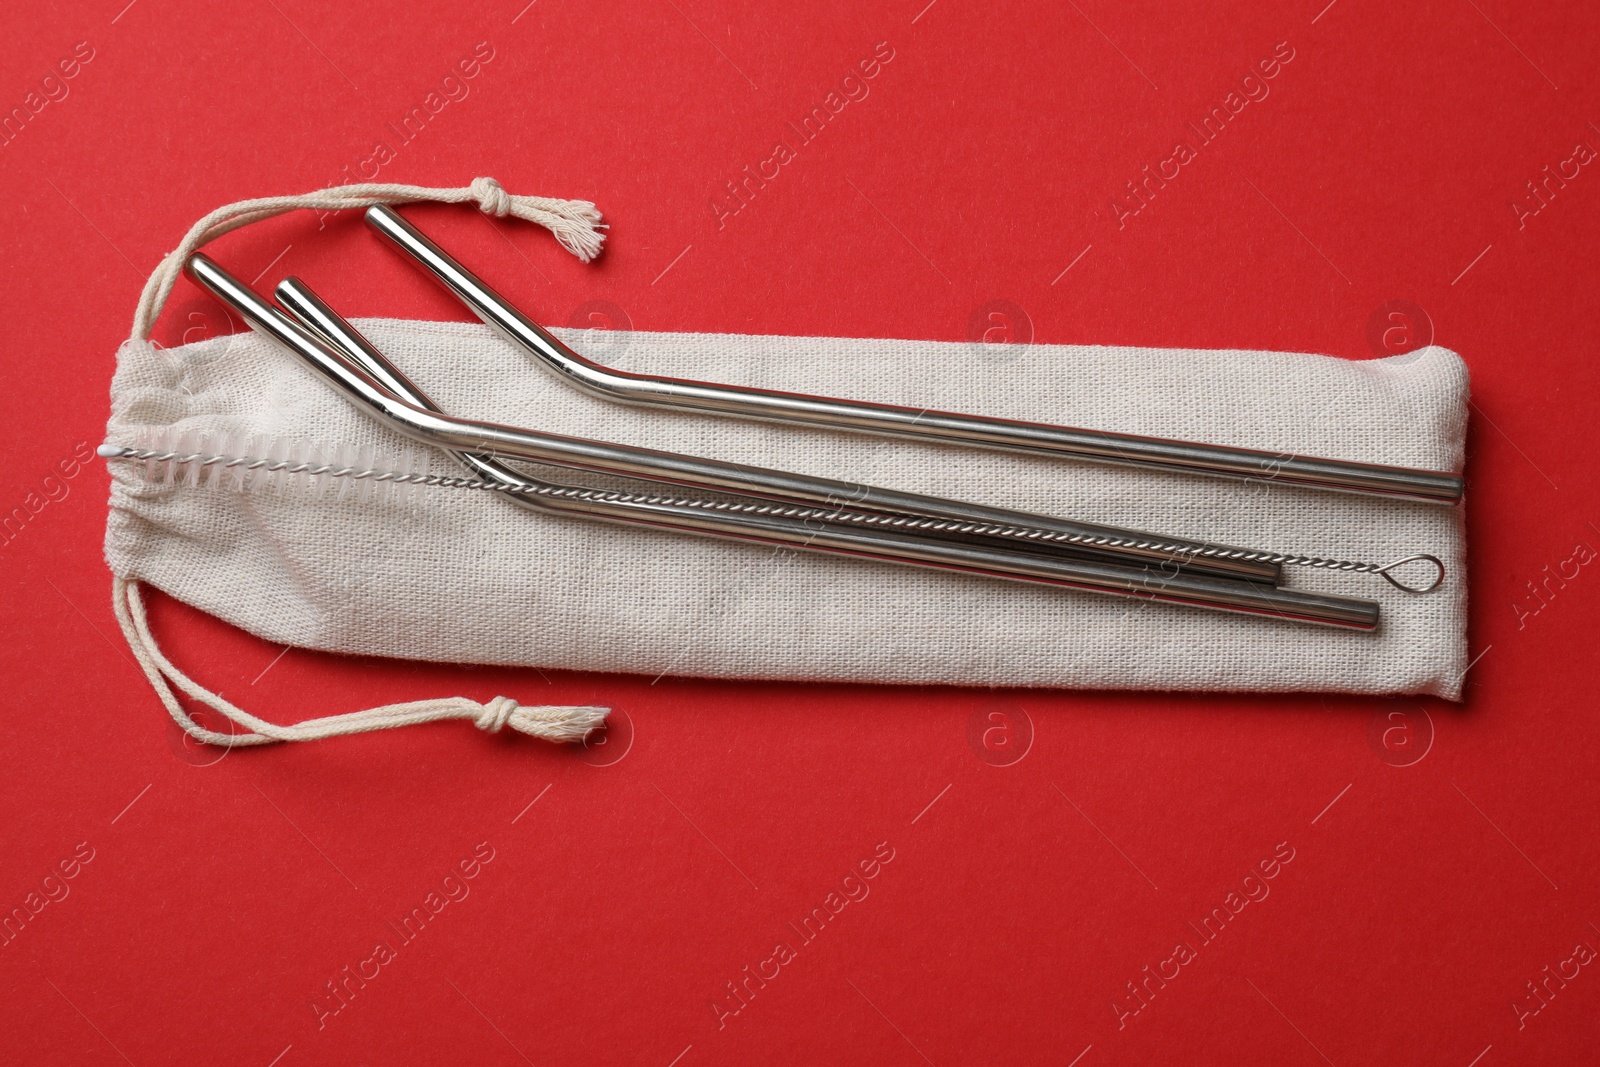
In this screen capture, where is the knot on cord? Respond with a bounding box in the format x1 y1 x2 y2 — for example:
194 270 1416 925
470 176 514 218
473 696 609 742
475 695 520 732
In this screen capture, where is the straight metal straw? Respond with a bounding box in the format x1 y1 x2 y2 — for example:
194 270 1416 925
364 203 1464 506
185 255 1379 629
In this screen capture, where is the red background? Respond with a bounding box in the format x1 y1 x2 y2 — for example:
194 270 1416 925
3 0 1597 1064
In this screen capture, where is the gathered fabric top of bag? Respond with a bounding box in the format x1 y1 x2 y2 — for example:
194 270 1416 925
101 178 1470 752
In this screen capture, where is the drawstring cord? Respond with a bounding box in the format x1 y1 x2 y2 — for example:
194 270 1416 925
130 175 604 341
114 177 610 746
113 577 607 746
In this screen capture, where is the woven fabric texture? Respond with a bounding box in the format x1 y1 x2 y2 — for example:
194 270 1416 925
103 320 1470 698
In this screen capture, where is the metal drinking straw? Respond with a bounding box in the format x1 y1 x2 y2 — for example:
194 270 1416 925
364 204 1465 506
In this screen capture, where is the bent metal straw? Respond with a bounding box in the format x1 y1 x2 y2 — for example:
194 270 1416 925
365 204 1465 506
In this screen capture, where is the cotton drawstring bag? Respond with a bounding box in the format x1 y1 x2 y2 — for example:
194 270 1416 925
103 178 1470 748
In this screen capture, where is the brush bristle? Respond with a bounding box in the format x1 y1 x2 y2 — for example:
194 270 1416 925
112 427 440 511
